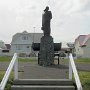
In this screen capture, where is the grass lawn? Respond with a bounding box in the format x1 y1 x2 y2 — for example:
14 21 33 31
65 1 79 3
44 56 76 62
0 56 90 64
18 58 37 62
79 71 90 90
0 56 12 62
0 71 14 90
75 58 90 64
0 56 37 62
60 57 90 64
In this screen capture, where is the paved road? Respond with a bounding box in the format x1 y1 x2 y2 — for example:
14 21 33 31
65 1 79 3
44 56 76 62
0 61 90 79
18 63 68 79
0 62 68 79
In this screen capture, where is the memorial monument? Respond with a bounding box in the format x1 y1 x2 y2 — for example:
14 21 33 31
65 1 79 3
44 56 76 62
39 6 54 66
32 6 61 66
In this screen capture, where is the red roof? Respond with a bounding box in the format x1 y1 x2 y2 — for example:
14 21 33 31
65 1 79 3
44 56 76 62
82 34 90 46
75 34 90 46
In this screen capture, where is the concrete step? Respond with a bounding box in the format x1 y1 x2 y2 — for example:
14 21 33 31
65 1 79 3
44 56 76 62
13 79 74 86
11 79 76 90
11 85 75 90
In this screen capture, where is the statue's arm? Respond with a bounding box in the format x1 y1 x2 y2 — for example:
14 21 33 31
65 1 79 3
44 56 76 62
49 11 52 19
50 11 52 19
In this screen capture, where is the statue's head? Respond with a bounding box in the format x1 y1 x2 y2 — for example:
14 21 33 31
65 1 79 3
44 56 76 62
44 6 49 11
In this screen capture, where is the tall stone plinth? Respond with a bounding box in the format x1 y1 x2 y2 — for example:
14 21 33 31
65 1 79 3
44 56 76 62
39 36 54 66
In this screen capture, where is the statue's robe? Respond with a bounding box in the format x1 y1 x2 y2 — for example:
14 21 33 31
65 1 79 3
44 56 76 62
42 11 52 36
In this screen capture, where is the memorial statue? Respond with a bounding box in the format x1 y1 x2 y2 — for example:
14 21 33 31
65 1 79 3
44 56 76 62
32 6 61 66
41 6 52 36
39 6 54 66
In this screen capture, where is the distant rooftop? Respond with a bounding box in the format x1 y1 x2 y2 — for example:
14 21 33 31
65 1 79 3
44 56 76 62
22 31 28 34
11 31 43 44
75 34 90 46
62 42 74 48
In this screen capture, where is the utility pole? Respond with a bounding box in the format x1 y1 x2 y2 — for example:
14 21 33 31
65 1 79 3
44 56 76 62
31 27 36 56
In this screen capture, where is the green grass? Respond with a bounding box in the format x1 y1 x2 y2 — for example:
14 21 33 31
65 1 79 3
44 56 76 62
78 71 90 90
60 58 90 64
0 56 90 64
0 56 12 62
0 71 14 90
75 58 90 64
18 58 37 62
0 56 37 62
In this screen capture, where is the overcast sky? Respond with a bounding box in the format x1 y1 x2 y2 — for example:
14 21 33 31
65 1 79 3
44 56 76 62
0 0 90 43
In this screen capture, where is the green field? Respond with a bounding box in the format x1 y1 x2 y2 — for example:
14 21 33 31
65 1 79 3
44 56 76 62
0 56 90 64
0 71 14 90
79 71 90 90
60 57 90 64
0 56 37 62
0 56 12 62
75 58 90 64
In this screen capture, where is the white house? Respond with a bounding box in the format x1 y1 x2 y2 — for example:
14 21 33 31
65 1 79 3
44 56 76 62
10 31 43 56
0 40 6 49
0 48 2 56
75 34 90 58
0 41 11 56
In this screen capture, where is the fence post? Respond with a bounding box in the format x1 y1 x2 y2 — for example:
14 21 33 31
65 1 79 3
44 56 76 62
14 54 18 80
0 86 2 90
69 55 72 80
0 85 1 90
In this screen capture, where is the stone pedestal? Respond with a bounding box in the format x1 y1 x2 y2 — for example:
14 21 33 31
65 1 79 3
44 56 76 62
39 36 54 66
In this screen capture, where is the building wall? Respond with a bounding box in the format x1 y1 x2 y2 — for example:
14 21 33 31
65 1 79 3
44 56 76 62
10 33 33 56
83 39 90 58
0 41 6 49
10 44 32 55
75 41 84 58
0 49 11 56
11 34 33 45
75 38 90 58
0 49 2 56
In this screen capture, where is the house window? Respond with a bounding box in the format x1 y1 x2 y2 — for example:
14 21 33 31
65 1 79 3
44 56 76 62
27 46 29 48
22 36 28 40
16 45 22 50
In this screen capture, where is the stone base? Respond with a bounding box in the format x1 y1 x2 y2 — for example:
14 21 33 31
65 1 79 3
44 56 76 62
39 36 54 66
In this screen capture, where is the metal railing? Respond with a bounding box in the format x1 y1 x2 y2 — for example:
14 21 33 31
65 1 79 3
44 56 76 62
69 53 82 90
0 53 18 90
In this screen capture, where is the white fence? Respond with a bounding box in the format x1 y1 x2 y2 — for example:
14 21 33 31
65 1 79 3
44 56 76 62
0 53 18 90
69 53 82 90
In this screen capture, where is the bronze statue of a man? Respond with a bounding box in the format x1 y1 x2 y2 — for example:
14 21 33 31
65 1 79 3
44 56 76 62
41 6 52 36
